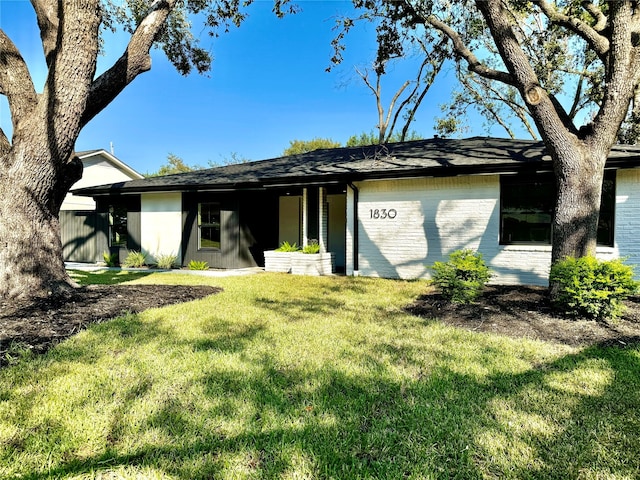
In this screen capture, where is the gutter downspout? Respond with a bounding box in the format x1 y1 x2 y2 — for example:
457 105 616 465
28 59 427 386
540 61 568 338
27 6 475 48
347 182 359 275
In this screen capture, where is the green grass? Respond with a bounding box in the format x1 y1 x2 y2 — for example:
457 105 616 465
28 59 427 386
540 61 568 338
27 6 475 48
1 272 639 479
69 269 154 285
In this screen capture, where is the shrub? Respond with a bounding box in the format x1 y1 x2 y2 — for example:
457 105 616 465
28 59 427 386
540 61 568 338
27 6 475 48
188 260 209 270
431 249 491 303
549 256 639 320
302 239 320 254
102 251 118 267
275 241 300 252
155 253 178 269
122 250 147 268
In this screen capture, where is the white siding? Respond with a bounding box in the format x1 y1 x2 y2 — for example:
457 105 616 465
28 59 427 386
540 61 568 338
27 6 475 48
140 193 183 264
62 153 142 210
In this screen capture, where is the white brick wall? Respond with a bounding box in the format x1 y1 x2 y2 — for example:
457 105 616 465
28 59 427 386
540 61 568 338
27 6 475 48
347 171 640 286
614 169 640 270
353 176 500 280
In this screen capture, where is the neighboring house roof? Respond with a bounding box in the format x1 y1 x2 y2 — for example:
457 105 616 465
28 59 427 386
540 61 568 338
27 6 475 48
77 149 144 180
74 137 640 196
62 149 144 210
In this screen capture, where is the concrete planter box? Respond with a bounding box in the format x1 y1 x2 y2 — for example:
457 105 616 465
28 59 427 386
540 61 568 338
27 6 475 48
290 252 335 276
264 250 293 273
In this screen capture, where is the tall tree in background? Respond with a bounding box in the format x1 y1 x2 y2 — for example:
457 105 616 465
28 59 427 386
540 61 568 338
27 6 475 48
283 138 342 156
334 9 448 144
338 0 640 276
148 153 200 177
355 38 448 144
346 129 422 146
0 0 293 300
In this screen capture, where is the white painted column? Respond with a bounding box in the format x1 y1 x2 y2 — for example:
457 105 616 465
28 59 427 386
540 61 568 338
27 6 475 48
318 187 328 253
302 188 309 247
345 184 356 276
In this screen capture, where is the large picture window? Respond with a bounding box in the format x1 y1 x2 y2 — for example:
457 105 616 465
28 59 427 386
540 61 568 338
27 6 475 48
198 202 221 249
109 205 128 247
500 171 615 246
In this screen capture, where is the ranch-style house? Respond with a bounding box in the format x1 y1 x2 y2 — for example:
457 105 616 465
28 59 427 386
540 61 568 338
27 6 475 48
72 136 640 285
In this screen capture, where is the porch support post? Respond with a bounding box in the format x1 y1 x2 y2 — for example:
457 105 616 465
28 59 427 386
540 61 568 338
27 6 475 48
346 183 359 276
318 187 328 253
302 187 309 247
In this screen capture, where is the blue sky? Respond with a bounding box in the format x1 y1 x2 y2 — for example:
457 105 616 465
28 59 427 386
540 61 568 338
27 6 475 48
1 0 510 174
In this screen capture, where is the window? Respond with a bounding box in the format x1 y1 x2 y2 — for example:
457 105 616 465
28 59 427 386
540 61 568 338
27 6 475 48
109 205 128 247
198 203 221 249
500 171 615 246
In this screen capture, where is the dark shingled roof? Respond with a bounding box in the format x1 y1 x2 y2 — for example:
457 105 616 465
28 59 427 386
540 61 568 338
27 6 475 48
74 136 640 196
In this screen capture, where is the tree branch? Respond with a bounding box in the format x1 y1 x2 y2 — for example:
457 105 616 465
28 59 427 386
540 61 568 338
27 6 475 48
580 0 607 32
426 14 517 86
81 0 177 127
388 57 429 141
29 0 59 66
588 2 639 145
0 29 38 135
383 79 410 142
536 0 609 59
0 127 10 156
477 0 578 140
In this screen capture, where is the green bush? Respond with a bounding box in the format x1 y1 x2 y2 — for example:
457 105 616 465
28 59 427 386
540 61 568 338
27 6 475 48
275 241 300 252
431 249 491 303
102 251 118 267
188 260 209 270
549 256 639 320
122 250 147 268
155 253 178 269
302 239 320 254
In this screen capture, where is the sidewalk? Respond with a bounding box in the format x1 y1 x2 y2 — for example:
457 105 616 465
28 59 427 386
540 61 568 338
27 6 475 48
65 262 264 277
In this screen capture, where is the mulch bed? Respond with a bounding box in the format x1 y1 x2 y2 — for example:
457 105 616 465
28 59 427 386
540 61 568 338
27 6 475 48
0 284 220 367
406 285 640 348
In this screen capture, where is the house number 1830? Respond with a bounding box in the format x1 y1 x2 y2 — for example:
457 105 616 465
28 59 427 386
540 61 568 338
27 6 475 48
369 208 397 219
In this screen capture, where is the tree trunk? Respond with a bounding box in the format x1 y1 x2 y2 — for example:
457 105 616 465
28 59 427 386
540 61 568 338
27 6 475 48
0 0 187 302
0 147 83 300
0 0 101 301
551 145 606 263
547 138 609 300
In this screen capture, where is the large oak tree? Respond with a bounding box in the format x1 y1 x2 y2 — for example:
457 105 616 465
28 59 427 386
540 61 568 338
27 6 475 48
343 0 640 275
0 0 291 300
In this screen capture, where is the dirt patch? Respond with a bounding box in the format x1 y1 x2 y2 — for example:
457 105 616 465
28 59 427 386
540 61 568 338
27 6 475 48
406 285 640 348
0 284 220 367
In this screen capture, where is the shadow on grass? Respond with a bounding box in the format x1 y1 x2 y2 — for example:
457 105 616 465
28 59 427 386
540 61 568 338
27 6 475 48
68 269 155 286
5 281 640 479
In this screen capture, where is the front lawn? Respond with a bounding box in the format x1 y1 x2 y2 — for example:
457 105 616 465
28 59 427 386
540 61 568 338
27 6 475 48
1 272 639 479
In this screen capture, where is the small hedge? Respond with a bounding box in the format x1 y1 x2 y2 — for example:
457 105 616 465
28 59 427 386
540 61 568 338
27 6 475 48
549 256 639 320
431 249 491 303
